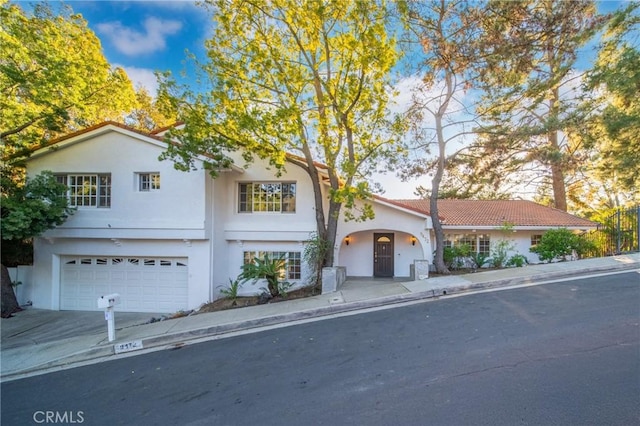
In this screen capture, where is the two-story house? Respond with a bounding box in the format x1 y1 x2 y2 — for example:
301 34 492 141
24 122 597 313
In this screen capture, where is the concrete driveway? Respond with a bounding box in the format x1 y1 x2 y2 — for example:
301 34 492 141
1 308 158 350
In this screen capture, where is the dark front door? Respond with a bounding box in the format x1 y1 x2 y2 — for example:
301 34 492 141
373 233 394 277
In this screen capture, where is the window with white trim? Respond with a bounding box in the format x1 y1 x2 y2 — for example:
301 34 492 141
138 173 160 191
478 234 491 255
55 174 111 208
445 233 491 254
243 251 301 280
531 234 543 246
238 182 296 213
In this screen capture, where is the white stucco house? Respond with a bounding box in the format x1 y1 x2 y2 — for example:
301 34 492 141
24 122 597 313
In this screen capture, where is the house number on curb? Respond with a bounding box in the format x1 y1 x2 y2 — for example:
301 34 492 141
114 340 144 354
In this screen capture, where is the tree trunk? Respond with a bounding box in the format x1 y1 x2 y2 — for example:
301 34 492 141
1 263 21 318
431 130 450 274
547 32 568 212
431 70 453 275
430 176 450 275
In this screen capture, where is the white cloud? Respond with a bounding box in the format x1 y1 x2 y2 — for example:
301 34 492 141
97 17 182 56
118 65 159 96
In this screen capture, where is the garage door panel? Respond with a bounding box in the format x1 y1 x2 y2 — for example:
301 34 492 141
127 286 143 295
61 256 188 313
111 271 126 280
95 271 110 281
78 271 94 280
127 271 142 280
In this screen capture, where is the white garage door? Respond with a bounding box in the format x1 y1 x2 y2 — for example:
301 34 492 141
61 256 188 313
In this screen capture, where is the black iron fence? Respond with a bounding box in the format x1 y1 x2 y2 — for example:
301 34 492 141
582 205 640 258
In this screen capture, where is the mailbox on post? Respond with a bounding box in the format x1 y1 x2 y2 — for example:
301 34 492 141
97 293 121 342
97 293 120 309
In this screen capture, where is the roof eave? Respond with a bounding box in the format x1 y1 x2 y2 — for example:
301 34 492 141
442 224 598 231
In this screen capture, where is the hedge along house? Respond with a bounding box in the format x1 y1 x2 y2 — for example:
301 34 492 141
24 122 598 313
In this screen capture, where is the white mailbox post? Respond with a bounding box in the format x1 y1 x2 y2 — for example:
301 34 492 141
97 293 121 342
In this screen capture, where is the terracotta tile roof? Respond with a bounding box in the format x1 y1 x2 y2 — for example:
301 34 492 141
392 199 598 228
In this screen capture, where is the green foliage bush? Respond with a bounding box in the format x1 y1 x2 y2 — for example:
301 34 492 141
443 244 472 270
468 251 491 270
507 254 528 267
530 228 596 263
490 223 516 268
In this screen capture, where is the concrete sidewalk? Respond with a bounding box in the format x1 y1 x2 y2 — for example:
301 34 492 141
2 254 638 381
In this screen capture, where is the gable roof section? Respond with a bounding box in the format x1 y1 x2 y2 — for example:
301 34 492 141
27 121 244 173
392 199 597 229
28 121 169 160
373 195 432 219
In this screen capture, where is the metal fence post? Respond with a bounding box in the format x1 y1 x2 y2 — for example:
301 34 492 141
616 209 621 254
637 205 640 252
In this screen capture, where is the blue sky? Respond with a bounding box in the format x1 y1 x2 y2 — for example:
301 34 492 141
54 1 210 94
18 0 624 96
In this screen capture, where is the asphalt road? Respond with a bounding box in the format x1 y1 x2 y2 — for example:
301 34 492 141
2 271 639 426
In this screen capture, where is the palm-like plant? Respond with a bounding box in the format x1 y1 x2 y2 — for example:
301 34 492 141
238 254 287 297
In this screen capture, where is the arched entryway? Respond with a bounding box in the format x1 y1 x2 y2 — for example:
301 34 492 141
337 229 427 278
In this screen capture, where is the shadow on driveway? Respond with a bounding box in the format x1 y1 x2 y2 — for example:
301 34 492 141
1 309 159 350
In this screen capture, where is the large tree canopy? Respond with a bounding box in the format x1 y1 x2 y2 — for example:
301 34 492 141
0 1 137 162
159 0 403 269
581 3 640 196
1 171 73 241
472 0 603 211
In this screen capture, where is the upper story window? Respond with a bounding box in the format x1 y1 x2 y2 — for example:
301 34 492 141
138 173 160 191
56 174 111 208
238 182 296 213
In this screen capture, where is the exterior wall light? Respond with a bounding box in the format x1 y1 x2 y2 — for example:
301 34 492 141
411 236 417 246
345 235 351 246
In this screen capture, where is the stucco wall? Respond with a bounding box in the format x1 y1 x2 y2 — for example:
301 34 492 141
218 153 319 242
208 154 320 297
27 130 208 238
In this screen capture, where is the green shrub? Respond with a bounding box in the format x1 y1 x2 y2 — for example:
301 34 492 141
468 251 491 270
443 246 457 269
443 244 471 270
490 223 516 268
507 254 528 267
490 240 511 268
530 228 596 263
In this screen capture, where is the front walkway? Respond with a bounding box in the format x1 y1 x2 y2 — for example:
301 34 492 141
338 277 411 303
